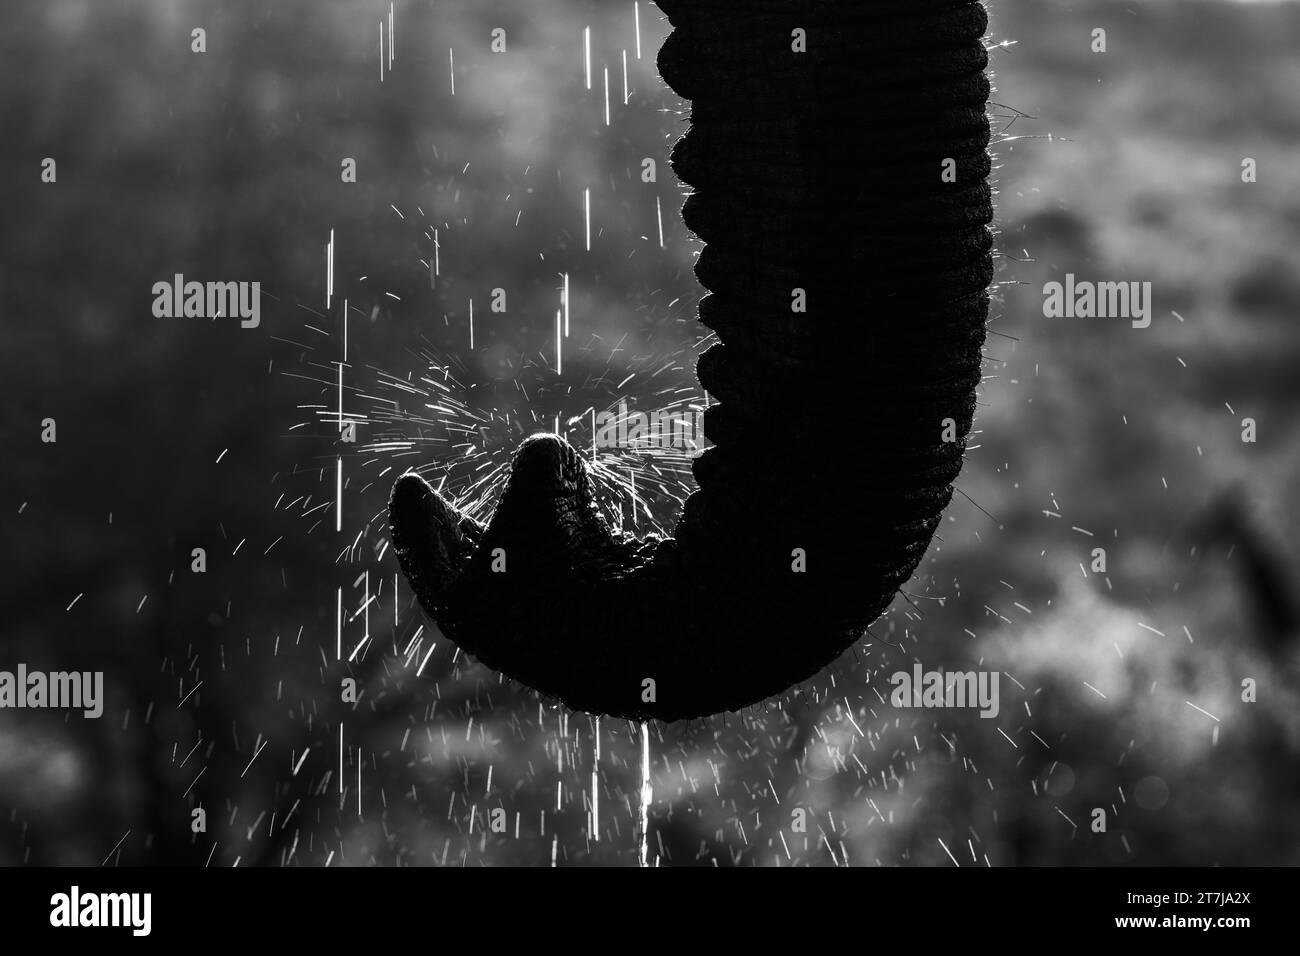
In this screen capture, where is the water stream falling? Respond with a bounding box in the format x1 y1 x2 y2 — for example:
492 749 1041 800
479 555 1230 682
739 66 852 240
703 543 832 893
638 721 651 867
590 716 600 842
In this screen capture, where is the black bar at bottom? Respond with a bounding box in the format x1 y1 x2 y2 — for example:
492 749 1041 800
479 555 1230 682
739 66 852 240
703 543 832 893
0 865 1278 943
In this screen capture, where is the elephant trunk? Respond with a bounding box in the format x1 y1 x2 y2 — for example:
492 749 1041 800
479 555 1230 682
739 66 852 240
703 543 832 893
390 0 994 721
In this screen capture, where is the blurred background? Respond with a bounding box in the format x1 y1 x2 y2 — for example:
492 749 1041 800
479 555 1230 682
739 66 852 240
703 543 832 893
2 0 1299 866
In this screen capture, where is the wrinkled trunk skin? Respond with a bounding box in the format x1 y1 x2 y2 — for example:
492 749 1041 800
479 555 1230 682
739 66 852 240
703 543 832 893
390 0 994 721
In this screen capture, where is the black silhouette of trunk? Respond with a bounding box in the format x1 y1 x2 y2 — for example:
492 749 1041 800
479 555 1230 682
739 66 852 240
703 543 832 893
390 0 994 721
